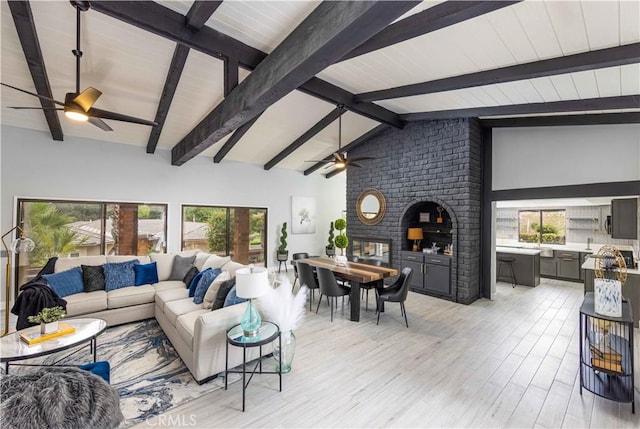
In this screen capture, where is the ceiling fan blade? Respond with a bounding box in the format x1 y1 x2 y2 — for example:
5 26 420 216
88 107 157 126
73 87 102 111
1 82 65 106
333 152 345 163
8 106 63 110
346 157 375 162
88 116 113 131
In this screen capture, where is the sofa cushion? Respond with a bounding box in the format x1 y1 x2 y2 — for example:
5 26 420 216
155 288 190 312
201 254 231 271
134 262 159 286
82 265 105 292
150 253 175 282
212 278 236 310
106 255 149 264
221 261 248 277
64 291 107 316
56 256 106 273
103 260 139 291
153 280 185 293
223 285 248 307
176 309 209 350
43 267 84 298
193 252 210 271
107 285 156 309
203 271 231 309
164 298 203 327
169 254 196 281
193 268 221 305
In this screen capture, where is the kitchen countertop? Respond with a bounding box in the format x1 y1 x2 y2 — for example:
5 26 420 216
581 257 640 275
496 246 541 256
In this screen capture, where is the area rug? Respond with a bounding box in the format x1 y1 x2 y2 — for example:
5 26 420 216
11 319 235 428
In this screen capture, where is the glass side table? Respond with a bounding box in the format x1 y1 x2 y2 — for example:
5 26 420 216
225 321 281 411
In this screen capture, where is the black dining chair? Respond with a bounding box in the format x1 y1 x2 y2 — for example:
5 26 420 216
316 267 351 322
291 252 309 287
297 261 320 311
359 258 382 312
376 267 413 327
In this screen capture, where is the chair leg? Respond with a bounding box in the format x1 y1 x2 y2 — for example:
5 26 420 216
316 294 323 314
365 289 369 312
330 298 334 322
401 302 408 328
376 304 381 325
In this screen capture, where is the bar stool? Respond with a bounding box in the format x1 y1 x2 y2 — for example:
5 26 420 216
497 256 517 288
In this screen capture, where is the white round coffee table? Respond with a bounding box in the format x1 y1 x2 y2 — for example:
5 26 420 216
0 318 107 373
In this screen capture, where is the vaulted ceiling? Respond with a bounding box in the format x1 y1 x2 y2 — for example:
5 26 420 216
1 0 639 177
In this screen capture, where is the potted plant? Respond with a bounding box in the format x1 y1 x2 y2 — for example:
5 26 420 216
334 218 348 266
28 306 66 334
326 221 335 257
277 222 288 262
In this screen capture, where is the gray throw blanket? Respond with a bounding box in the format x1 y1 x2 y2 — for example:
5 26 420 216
1 367 123 429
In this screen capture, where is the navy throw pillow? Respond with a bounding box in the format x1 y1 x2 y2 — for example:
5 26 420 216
223 285 248 307
134 262 159 286
193 268 221 305
43 267 84 298
188 268 209 298
103 259 139 291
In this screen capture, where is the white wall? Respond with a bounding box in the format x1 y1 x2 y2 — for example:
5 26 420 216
1 125 346 306
492 124 640 191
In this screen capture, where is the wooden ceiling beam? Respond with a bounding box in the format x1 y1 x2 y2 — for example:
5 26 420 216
304 124 389 175
357 43 640 102
264 107 343 171
213 112 262 163
146 1 220 153
341 1 520 62
7 0 63 141
400 95 640 121
171 1 418 166
480 112 640 128
90 1 405 130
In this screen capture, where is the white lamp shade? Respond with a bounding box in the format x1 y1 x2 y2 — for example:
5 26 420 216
235 267 270 299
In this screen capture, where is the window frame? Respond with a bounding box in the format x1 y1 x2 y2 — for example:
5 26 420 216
517 208 566 245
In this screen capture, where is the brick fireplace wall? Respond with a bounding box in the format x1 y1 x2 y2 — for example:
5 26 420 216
346 118 483 304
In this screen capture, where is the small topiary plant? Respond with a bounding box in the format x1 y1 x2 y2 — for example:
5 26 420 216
334 218 348 255
327 221 335 250
278 222 288 254
28 306 66 324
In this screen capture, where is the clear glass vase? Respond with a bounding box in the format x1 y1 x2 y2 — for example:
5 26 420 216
273 330 296 373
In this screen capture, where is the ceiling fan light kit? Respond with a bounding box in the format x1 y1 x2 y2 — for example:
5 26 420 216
2 0 156 131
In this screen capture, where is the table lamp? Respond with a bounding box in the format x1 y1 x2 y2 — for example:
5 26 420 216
407 228 423 252
235 266 270 337
2 225 35 336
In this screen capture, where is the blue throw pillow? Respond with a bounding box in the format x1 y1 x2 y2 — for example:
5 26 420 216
188 269 208 298
193 268 221 304
43 267 84 298
78 361 111 383
103 259 139 291
134 262 159 286
223 285 248 307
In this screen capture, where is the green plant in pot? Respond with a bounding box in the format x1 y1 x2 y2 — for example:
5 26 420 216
334 218 348 265
277 222 288 262
326 221 335 256
28 306 65 334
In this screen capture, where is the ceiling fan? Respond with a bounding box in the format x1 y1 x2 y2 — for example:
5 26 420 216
1 0 156 132
306 105 374 170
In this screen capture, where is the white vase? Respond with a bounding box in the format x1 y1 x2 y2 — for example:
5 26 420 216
334 255 348 266
40 321 59 335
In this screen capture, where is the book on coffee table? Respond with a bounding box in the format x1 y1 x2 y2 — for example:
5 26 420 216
20 323 76 345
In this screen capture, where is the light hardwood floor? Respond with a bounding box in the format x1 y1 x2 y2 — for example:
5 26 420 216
136 277 640 428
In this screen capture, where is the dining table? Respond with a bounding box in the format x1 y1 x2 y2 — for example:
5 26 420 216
295 257 398 322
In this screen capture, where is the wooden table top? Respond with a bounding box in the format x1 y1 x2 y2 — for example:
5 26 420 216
297 257 398 284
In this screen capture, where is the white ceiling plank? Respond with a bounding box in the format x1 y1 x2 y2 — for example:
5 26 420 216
486 6 538 63
547 74 579 101
512 0 562 60
581 0 619 49
544 0 590 55
620 63 640 95
620 0 640 44
594 67 622 97
571 69 600 99
529 77 561 103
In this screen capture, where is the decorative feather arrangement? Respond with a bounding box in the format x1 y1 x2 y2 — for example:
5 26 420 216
257 275 308 333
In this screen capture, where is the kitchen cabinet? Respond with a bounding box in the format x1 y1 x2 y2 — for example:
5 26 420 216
557 251 580 280
611 198 638 239
540 257 557 277
496 250 540 287
401 251 451 299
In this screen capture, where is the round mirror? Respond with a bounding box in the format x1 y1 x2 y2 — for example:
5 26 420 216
356 189 386 225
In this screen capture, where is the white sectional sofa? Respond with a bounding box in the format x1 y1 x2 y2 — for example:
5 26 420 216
51 252 264 383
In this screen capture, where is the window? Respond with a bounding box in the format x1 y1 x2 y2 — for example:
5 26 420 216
518 209 566 244
182 205 267 265
14 199 167 288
